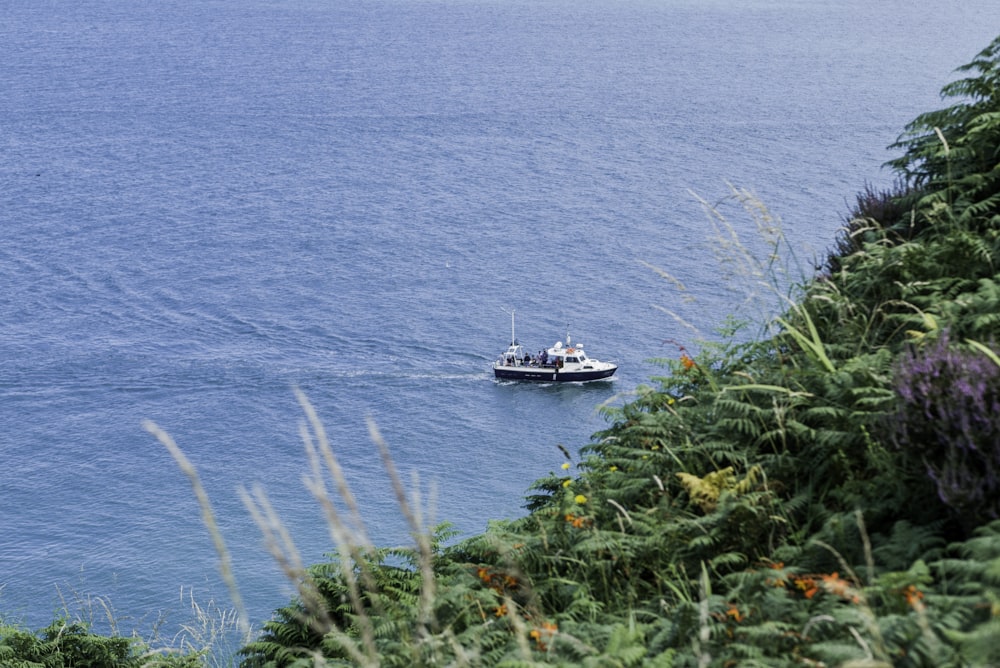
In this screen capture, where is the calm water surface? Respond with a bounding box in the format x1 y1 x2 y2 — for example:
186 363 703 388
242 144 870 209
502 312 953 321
3 0 999 635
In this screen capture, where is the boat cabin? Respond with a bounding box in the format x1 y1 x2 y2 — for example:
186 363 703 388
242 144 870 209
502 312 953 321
546 341 590 368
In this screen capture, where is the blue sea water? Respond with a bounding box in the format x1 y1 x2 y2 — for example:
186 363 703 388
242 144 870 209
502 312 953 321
3 0 1000 638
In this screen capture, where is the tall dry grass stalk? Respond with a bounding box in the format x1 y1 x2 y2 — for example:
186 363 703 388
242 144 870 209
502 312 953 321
162 587 251 668
143 420 251 640
366 417 438 637
53 588 119 634
645 185 808 341
147 389 445 666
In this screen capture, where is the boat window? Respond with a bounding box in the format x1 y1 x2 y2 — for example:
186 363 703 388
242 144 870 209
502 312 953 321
567 356 580 363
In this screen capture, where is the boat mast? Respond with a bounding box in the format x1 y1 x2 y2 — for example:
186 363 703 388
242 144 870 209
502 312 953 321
501 307 516 346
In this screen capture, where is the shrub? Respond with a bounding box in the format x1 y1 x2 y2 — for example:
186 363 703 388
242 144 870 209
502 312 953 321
888 333 1000 525
0 619 201 667
824 180 916 274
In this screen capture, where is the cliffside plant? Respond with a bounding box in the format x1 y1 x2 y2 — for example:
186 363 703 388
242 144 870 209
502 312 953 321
0 619 202 667
888 34 1000 233
888 333 1000 525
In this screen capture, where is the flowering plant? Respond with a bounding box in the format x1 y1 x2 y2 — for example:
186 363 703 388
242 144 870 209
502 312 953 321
890 332 1000 520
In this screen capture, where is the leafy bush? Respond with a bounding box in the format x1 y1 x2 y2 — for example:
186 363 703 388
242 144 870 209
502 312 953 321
888 34 1000 233
0 619 200 667
824 179 915 273
889 333 1000 523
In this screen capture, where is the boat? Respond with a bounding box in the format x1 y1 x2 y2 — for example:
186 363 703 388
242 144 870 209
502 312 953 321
493 311 617 382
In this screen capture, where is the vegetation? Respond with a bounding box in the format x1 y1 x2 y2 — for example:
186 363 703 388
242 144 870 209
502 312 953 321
235 35 1000 666
0 618 202 667
7 32 1000 668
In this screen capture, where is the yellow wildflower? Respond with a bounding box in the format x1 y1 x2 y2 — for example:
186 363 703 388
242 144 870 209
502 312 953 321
574 494 587 504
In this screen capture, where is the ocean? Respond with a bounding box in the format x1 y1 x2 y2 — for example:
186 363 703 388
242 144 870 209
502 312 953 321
3 0 999 639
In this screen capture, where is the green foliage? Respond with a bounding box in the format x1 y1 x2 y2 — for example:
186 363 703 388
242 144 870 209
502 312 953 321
0 619 201 668
826 180 916 271
888 34 1000 233
886 334 1000 526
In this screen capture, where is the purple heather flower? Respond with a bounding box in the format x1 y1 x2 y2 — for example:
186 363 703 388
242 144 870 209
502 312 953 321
890 332 1000 519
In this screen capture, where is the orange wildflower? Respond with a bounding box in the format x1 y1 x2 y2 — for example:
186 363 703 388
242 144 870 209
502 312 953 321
821 572 860 604
476 566 518 595
794 576 819 599
680 354 696 370
764 561 787 587
530 622 558 651
903 584 925 609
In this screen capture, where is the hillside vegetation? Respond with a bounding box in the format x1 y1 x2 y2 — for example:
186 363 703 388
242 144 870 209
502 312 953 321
7 34 1000 668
